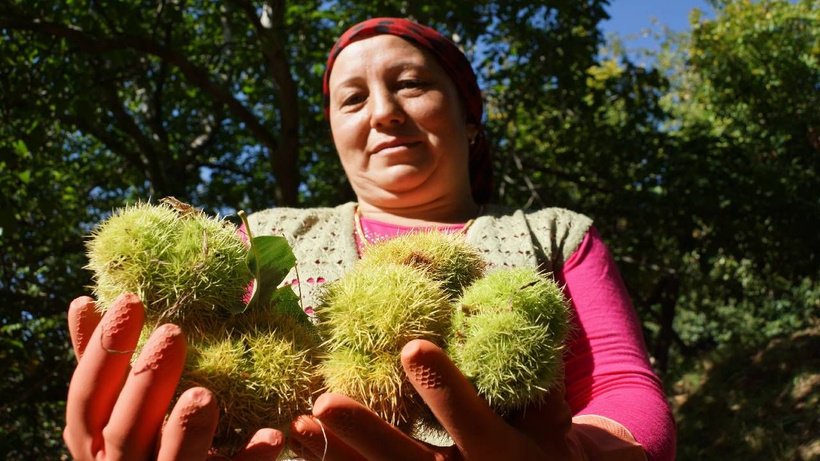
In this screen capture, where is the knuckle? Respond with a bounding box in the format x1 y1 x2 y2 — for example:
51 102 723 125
101 424 128 452
62 425 94 461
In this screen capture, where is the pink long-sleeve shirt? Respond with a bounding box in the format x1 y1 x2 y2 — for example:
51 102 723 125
356 217 676 461
560 227 676 461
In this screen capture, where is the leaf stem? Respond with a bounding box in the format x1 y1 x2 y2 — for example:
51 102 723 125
238 210 254 240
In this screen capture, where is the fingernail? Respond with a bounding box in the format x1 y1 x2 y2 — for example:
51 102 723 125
100 293 144 353
291 415 314 435
291 415 325 451
245 428 285 456
132 324 184 374
249 431 284 447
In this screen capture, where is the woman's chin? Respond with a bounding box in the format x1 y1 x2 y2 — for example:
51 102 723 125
373 167 431 193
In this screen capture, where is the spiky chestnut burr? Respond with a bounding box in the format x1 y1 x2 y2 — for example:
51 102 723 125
85 200 250 328
358 231 486 299
317 262 452 426
86 199 322 457
449 267 570 416
183 306 322 451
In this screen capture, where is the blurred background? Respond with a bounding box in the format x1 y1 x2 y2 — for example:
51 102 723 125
1 1 817 459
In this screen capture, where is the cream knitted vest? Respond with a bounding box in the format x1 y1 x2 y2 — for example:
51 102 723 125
248 202 592 312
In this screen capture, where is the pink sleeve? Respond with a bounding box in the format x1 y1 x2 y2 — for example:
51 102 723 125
559 227 676 461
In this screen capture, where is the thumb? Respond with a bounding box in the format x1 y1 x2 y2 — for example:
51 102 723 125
400 339 518 458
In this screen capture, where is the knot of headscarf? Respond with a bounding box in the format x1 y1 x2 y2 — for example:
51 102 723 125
322 17 493 204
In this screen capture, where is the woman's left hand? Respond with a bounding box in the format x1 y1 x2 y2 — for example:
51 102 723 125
288 339 582 461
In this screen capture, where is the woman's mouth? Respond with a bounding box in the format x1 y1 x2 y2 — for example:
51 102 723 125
372 140 421 155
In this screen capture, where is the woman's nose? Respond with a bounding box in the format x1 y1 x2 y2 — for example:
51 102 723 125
369 89 405 128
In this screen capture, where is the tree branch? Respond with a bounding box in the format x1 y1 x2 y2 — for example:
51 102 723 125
146 18 173 147
200 160 251 178
189 111 224 158
96 75 179 196
229 0 301 205
100 81 159 160
516 152 613 195
62 113 145 178
511 150 545 208
1 15 283 192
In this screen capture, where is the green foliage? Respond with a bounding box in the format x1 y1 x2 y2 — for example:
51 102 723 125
648 0 819 374
0 75 122 459
0 314 71 458
673 253 819 351
660 0 818 276
240 210 297 314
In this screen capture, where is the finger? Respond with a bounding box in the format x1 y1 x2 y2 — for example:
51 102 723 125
311 393 438 461
231 428 285 461
511 385 571 432
289 414 366 461
401 339 518 458
64 292 145 459
508 385 575 456
101 323 186 460
156 387 219 461
68 296 102 362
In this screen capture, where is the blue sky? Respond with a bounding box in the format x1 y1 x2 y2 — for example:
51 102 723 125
600 0 714 60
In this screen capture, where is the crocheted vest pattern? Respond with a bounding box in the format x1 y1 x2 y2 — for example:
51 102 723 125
248 202 592 315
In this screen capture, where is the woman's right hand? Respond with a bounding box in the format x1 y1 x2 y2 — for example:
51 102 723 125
63 292 285 460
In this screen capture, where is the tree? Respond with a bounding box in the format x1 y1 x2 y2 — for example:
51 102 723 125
655 0 819 359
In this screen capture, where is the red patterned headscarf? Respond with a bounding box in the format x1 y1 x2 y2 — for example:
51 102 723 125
322 17 493 204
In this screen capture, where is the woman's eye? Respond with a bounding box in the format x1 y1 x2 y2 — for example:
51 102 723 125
398 79 426 90
341 94 365 106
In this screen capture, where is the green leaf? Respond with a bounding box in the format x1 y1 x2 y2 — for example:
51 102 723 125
237 210 297 314
12 140 28 156
271 285 312 325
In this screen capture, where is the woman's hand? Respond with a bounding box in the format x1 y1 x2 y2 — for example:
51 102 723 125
288 339 583 461
63 293 285 461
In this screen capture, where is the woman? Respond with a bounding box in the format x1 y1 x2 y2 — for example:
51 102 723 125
63 18 676 461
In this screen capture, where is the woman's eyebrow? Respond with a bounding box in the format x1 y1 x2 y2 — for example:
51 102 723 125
332 75 364 90
332 61 429 89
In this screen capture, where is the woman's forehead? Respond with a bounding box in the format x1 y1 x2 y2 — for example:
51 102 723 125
329 35 439 82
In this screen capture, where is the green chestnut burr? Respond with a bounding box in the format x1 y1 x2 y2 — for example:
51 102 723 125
449 267 571 416
358 231 486 298
317 262 452 426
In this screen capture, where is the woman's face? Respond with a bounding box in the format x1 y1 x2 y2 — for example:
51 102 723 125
327 35 477 208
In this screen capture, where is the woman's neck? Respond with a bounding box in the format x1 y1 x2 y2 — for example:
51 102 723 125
356 197 481 227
